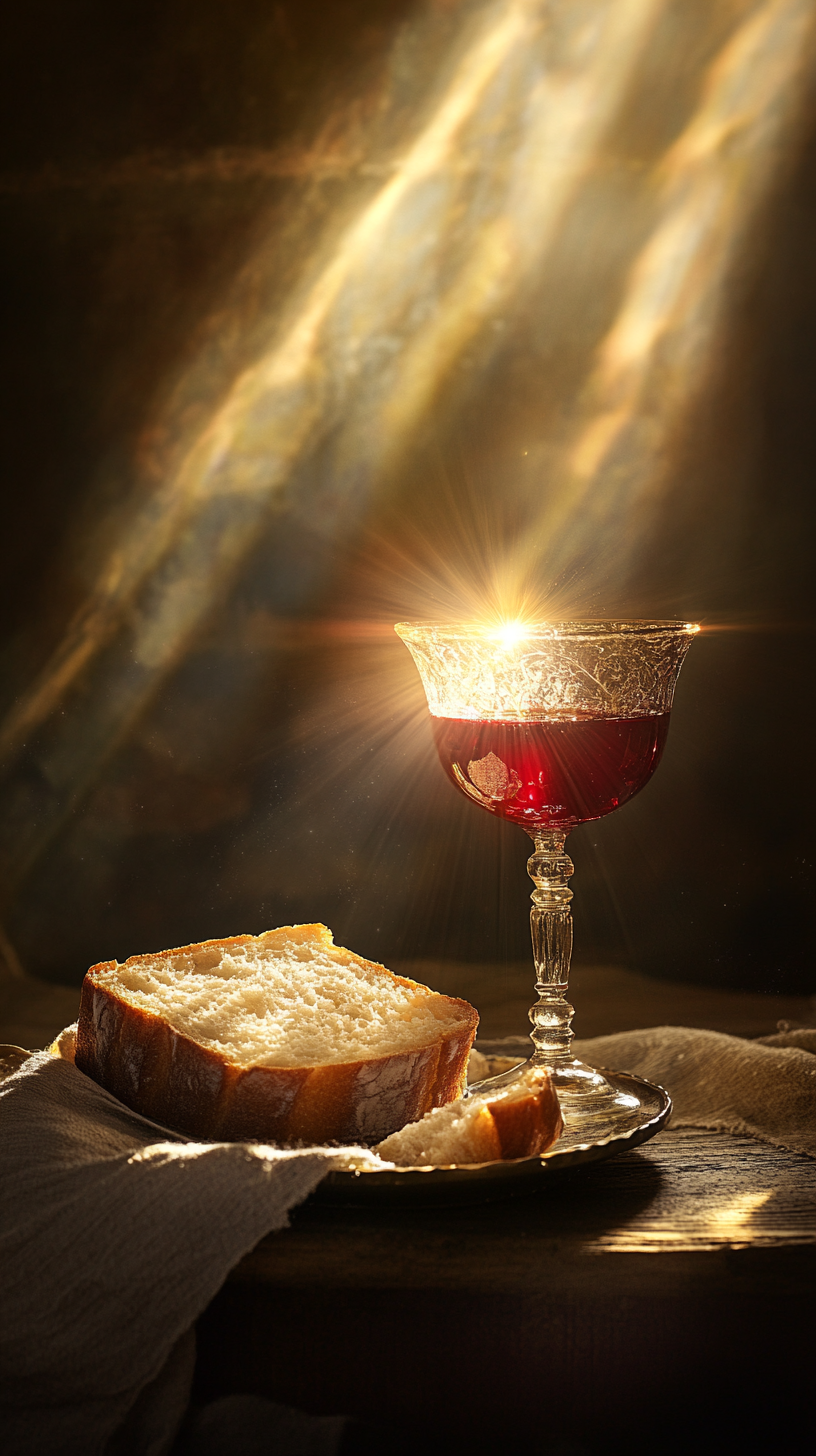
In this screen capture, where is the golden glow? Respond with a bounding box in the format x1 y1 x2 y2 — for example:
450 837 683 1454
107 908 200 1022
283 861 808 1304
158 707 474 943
606 1185 778 1249
0 0 814 893
494 621 529 649
0 0 666 768
504 0 816 600
706 1190 773 1233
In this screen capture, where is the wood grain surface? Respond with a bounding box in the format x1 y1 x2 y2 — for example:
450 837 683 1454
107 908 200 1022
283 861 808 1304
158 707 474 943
232 1128 816 1281
196 1127 816 1451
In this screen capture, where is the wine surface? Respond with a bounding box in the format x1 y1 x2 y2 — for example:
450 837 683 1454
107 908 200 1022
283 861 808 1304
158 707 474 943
431 713 670 828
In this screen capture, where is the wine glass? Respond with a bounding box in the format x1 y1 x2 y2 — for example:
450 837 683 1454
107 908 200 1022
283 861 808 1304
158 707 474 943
395 619 698 1141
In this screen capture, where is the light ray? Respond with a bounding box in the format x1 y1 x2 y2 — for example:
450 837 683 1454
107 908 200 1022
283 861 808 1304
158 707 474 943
507 0 816 599
0 0 661 766
0 0 814 908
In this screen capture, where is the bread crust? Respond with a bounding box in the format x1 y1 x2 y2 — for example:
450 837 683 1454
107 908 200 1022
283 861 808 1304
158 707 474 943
74 927 478 1145
375 1068 564 1165
488 1078 563 1160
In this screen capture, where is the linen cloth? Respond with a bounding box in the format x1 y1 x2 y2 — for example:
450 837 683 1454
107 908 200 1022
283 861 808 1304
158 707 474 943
0 1048 380 1456
571 1023 816 1156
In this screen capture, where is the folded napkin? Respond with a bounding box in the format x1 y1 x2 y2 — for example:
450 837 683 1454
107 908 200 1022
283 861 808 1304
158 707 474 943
0 1049 381 1456
572 1024 816 1157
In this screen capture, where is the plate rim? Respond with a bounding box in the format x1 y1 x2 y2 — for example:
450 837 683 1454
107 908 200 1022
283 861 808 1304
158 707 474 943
316 1066 672 1195
1 1045 671 1196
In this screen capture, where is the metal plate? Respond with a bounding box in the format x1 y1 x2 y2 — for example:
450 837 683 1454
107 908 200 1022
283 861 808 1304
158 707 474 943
1 1044 670 1208
314 1068 672 1206
0 1044 32 1080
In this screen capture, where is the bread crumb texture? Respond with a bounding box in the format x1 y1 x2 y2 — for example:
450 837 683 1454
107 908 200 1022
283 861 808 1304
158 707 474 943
376 1096 497 1164
94 925 471 1070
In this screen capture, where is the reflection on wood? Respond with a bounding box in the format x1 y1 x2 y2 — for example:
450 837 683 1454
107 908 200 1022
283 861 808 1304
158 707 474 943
234 1129 815 1282
585 1129 816 1252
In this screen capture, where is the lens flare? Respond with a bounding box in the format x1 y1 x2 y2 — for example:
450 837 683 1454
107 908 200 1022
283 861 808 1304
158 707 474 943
495 621 529 648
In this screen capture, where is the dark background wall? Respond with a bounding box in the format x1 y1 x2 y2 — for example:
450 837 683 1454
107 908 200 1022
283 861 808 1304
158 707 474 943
1 0 814 993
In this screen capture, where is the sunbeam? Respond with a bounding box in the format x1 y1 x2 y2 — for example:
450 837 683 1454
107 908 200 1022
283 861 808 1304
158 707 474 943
0 0 814 917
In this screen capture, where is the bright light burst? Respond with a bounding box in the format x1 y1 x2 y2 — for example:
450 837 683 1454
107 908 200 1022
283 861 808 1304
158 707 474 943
494 621 529 648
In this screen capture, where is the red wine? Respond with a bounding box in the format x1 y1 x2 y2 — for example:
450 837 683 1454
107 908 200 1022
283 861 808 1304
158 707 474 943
431 713 670 828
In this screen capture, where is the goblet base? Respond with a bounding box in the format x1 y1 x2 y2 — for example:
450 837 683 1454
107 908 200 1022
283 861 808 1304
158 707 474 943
547 1058 646 1144
468 1053 646 1145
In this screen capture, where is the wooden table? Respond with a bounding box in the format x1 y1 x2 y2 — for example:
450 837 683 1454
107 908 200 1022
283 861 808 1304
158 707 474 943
195 1127 816 1453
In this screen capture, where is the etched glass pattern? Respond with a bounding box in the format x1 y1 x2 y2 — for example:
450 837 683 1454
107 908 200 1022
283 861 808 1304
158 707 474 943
395 621 697 721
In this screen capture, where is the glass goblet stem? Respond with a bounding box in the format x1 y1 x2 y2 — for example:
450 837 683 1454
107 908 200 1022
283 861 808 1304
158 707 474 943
527 830 577 1068
525 831 636 1121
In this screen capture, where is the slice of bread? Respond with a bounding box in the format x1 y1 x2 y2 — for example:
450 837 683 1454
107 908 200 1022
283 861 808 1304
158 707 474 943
375 1065 562 1165
75 924 478 1145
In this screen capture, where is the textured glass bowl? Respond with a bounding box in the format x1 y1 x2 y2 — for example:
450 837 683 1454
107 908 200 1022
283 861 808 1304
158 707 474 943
395 620 697 720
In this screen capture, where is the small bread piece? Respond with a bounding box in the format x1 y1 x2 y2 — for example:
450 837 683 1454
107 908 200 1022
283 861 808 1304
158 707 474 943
75 925 478 1145
375 1065 563 1166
